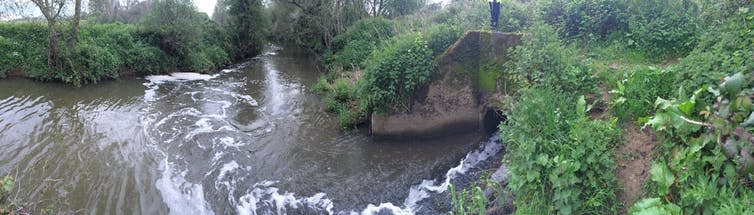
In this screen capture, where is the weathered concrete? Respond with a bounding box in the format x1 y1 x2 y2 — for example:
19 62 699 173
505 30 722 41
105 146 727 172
371 31 523 139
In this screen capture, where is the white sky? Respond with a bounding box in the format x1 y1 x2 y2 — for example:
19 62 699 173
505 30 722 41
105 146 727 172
193 0 216 17
2 0 450 21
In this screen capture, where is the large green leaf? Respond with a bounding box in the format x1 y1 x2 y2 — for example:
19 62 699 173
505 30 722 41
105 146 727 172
650 162 675 195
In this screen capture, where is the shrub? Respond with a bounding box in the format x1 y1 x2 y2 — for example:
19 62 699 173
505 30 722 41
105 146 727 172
0 22 48 79
0 176 14 213
501 88 620 214
540 0 628 40
611 67 675 121
424 24 462 57
673 7 754 99
643 72 754 213
63 42 122 85
140 0 231 71
127 44 171 74
431 1 489 32
326 17 395 70
312 76 331 94
506 24 597 95
626 0 698 58
360 33 435 113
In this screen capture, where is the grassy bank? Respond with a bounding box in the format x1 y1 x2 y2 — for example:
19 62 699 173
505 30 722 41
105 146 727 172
0 0 267 86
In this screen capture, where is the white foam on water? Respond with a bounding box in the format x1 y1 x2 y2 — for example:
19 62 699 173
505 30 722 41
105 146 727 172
234 181 334 215
359 203 413 215
145 72 220 84
155 158 215 215
358 133 503 215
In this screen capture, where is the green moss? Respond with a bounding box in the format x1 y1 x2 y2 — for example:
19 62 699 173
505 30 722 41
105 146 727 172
478 62 500 92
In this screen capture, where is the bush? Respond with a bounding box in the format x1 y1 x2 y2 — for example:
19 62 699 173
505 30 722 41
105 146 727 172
63 42 122 85
626 0 698 58
424 24 462 56
0 22 48 79
360 33 435 113
140 0 231 71
673 7 754 98
643 72 754 213
326 17 395 70
611 68 675 121
541 0 628 40
506 24 597 95
127 45 171 75
431 1 489 32
501 88 620 214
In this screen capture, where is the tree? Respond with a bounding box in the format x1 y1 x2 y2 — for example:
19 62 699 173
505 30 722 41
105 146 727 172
30 0 67 67
269 0 368 52
226 0 269 58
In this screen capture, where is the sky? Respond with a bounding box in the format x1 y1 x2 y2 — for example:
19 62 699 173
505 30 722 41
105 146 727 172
193 0 217 17
2 0 451 21
192 0 451 17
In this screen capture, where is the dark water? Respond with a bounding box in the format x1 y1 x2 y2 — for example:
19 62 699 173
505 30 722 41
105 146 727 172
0 48 501 214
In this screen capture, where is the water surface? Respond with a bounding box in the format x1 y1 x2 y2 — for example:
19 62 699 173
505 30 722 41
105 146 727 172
0 48 497 214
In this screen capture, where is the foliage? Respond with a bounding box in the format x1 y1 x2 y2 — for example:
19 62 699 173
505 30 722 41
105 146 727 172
0 22 49 79
501 88 620 214
506 24 597 95
0 176 14 214
449 184 487 215
540 0 628 40
326 17 395 70
317 78 364 129
625 0 698 58
359 33 434 113
431 1 490 32
225 0 269 59
424 24 462 57
628 198 681 215
268 0 367 53
611 67 675 121
672 7 754 98
140 0 231 71
641 72 754 213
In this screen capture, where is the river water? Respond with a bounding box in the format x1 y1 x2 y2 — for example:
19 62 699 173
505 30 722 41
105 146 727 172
0 48 503 214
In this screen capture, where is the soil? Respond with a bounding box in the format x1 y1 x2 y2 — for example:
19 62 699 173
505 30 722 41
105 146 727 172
588 83 612 120
615 123 657 213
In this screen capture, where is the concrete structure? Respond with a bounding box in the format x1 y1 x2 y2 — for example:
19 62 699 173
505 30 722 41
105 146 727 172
371 31 523 139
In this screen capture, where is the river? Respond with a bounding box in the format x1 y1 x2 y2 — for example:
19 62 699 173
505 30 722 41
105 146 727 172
0 47 503 214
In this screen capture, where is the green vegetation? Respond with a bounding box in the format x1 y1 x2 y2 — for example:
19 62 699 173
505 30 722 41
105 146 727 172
501 89 620 214
639 72 754 214
610 67 675 121
449 184 487 215
325 17 395 70
507 24 597 95
359 33 434 114
0 0 267 86
3 0 754 213
0 176 15 214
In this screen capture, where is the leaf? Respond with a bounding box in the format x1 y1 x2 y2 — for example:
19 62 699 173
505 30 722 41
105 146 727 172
678 100 695 116
577 95 587 116
650 162 675 195
720 72 745 98
739 112 754 127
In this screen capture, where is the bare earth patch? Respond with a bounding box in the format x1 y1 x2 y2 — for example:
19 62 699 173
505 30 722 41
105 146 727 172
615 123 657 212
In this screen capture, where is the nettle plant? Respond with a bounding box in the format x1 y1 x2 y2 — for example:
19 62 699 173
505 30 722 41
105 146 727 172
643 72 754 213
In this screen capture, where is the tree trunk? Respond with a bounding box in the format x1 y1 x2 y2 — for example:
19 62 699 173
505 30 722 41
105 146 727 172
68 0 82 49
47 20 60 68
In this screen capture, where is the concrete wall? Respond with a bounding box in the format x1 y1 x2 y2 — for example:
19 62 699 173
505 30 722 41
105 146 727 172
371 31 523 139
